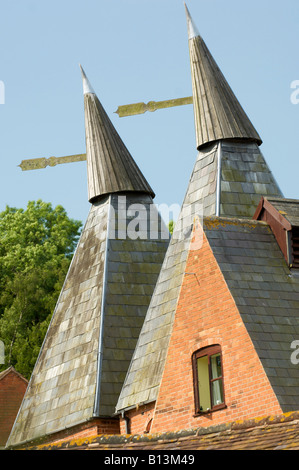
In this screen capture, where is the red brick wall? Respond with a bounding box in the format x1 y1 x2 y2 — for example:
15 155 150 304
149 224 282 433
43 418 120 447
0 369 28 447
119 402 155 435
14 418 121 448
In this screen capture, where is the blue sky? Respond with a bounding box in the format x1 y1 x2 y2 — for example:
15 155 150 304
0 0 299 224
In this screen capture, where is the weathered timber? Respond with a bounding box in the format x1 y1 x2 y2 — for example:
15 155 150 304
19 154 87 171
115 96 193 117
185 4 262 150
81 66 155 202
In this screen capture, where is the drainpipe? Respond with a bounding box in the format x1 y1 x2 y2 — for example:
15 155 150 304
121 411 131 434
93 195 112 417
216 141 222 217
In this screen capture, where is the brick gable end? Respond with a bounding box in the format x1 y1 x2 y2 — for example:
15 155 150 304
151 223 282 433
0 369 28 447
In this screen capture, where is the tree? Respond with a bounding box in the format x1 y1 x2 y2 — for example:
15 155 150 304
0 200 82 379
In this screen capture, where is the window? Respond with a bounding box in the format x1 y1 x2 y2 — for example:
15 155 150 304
192 345 225 415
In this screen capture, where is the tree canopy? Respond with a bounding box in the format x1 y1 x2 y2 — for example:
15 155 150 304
0 200 82 379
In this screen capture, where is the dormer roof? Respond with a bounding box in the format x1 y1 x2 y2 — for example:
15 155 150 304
254 197 299 268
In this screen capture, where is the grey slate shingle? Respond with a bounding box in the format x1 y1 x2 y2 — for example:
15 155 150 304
7 193 169 447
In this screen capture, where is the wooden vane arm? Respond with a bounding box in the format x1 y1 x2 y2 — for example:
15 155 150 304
19 153 87 171
18 96 193 170
115 96 193 117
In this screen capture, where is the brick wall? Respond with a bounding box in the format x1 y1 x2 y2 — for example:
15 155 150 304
12 417 121 449
149 224 282 433
0 368 28 447
119 402 155 435
43 418 120 447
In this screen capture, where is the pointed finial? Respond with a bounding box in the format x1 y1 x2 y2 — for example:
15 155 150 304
184 3 200 40
79 64 95 95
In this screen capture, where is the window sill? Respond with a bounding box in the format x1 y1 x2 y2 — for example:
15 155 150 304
193 405 227 417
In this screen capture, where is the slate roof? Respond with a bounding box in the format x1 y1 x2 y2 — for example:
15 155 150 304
6 199 109 447
96 193 169 416
22 410 299 450
220 142 282 217
7 190 169 450
187 140 282 219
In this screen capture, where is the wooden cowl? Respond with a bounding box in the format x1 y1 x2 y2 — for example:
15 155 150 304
83 89 155 203
187 15 262 150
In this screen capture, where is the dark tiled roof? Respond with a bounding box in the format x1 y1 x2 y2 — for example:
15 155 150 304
266 198 299 227
220 142 282 218
24 411 299 450
204 217 299 412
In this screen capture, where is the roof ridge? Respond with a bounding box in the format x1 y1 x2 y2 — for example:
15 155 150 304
266 197 299 204
203 216 269 226
0 366 28 383
22 410 299 450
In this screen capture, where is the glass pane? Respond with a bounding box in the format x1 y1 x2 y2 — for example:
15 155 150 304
211 353 222 379
212 378 224 406
197 356 211 411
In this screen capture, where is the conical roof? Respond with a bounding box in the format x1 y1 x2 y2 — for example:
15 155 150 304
80 65 155 202
184 4 262 150
6 71 169 448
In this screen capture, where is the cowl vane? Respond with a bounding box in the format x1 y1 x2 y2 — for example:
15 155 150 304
80 65 155 202
184 4 262 150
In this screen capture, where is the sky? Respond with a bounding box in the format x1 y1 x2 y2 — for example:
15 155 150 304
0 0 299 224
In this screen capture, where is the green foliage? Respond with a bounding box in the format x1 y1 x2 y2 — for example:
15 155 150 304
0 200 82 379
168 220 174 235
